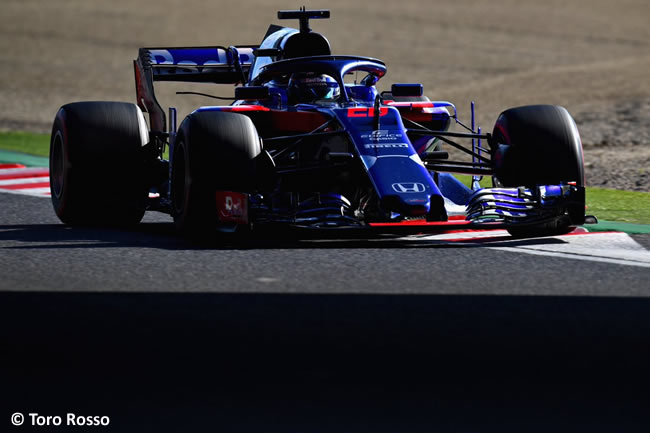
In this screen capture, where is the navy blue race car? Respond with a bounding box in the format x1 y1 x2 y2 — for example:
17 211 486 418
49 8 586 238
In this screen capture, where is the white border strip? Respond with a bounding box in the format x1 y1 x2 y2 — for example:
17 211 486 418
491 246 650 268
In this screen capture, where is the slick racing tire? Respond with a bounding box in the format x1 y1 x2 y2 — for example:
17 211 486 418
171 111 262 235
491 105 585 237
49 101 149 226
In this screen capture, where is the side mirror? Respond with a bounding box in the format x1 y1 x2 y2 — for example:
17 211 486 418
253 48 282 57
235 86 270 100
391 83 423 97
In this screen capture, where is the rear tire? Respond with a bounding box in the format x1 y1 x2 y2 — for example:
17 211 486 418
49 101 149 226
491 105 585 236
171 111 262 234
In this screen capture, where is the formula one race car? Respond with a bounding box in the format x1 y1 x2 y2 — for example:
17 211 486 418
49 8 586 238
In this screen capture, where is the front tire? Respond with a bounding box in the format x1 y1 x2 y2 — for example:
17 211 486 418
491 105 586 236
171 111 262 234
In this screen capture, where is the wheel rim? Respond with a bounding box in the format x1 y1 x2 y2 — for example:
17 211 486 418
50 131 65 199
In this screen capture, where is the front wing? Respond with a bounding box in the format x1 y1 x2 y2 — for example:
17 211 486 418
213 184 586 237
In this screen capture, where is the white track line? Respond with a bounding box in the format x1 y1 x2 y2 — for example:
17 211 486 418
0 177 50 186
417 230 511 241
0 167 48 176
490 232 650 268
403 229 650 268
491 246 650 268
0 187 51 196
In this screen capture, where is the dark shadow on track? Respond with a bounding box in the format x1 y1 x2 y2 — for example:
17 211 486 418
2 292 650 432
0 222 570 251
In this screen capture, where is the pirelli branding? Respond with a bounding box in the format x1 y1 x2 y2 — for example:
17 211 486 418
364 143 409 149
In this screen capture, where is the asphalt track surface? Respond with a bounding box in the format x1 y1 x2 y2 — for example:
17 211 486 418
2 193 650 432
1 193 649 294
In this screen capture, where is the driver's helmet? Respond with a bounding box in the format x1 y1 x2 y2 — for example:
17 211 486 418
288 73 340 104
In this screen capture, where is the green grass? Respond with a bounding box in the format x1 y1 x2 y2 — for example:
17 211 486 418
585 188 650 225
2 131 649 224
0 131 50 157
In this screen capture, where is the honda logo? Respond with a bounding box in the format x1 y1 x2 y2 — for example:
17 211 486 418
391 182 426 193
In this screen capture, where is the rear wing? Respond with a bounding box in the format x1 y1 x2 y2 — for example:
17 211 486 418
134 45 257 132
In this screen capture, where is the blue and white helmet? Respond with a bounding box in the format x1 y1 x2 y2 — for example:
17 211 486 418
288 73 340 104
